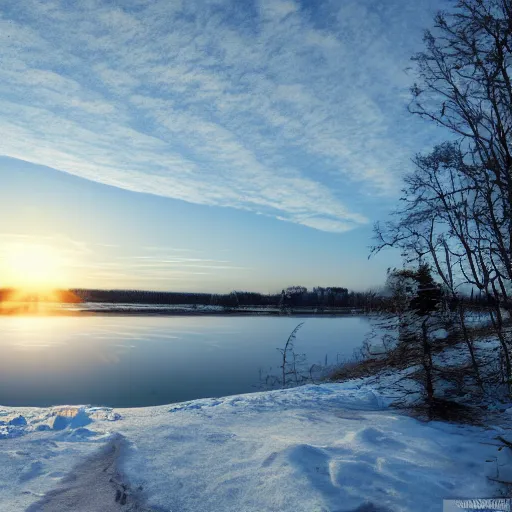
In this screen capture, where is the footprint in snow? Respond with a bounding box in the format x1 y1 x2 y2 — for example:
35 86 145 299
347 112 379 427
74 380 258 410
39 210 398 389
261 452 279 467
205 432 236 443
19 461 44 483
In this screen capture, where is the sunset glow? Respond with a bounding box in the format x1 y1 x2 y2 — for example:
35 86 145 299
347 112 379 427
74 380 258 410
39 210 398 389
0 243 70 292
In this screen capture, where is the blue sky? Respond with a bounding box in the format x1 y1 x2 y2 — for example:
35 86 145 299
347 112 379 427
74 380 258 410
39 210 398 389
0 0 447 293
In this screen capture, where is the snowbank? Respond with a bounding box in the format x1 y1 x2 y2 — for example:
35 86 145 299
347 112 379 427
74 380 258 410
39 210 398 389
0 383 510 511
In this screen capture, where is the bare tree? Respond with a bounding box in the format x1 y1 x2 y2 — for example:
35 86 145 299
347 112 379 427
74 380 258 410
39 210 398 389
278 322 306 388
374 0 512 396
409 0 512 305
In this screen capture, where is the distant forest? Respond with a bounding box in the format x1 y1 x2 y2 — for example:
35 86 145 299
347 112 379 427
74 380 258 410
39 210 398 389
0 285 492 310
71 286 363 308
0 285 485 310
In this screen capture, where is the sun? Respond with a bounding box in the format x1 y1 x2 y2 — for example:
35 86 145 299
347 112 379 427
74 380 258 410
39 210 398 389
1 243 68 292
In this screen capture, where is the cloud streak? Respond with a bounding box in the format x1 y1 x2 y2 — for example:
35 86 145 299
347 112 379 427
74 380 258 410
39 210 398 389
0 0 443 233
0 233 248 289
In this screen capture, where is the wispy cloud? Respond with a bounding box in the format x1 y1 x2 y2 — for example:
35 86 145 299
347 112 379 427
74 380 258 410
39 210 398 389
0 233 91 287
0 233 245 288
0 0 443 233
0 233 91 256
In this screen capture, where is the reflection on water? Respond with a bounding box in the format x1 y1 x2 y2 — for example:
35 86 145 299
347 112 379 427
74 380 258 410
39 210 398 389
0 290 83 315
0 301 63 315
0 315 371 408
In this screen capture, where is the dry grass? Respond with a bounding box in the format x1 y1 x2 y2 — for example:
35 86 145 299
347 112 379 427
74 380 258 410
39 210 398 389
399 399 484 424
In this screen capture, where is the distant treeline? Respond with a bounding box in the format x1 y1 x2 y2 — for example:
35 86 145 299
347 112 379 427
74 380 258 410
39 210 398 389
69 286 495 309
70 286 371 308
0 285 494 310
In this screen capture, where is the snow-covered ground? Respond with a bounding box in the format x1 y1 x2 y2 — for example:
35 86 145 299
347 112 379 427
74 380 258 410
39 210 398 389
1 383 511 511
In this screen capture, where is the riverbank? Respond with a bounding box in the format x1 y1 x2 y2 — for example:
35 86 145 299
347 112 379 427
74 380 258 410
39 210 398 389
0 303 366 317
1 383 511 511
328 318 512 426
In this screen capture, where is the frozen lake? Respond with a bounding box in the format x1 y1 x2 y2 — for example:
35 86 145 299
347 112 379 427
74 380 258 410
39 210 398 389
0 315 372 407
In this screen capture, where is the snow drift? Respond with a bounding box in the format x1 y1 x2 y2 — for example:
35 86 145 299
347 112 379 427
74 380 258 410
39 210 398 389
0 383 510 511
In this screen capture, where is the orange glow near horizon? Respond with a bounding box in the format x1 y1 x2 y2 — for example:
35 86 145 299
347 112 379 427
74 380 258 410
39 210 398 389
0 288 83 315
0 243 74 293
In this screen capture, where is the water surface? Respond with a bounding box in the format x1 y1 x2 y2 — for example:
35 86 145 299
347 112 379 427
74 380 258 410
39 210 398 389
0 315 371 407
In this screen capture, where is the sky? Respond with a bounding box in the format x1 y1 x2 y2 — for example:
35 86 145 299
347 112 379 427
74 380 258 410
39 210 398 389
0 0 448 293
